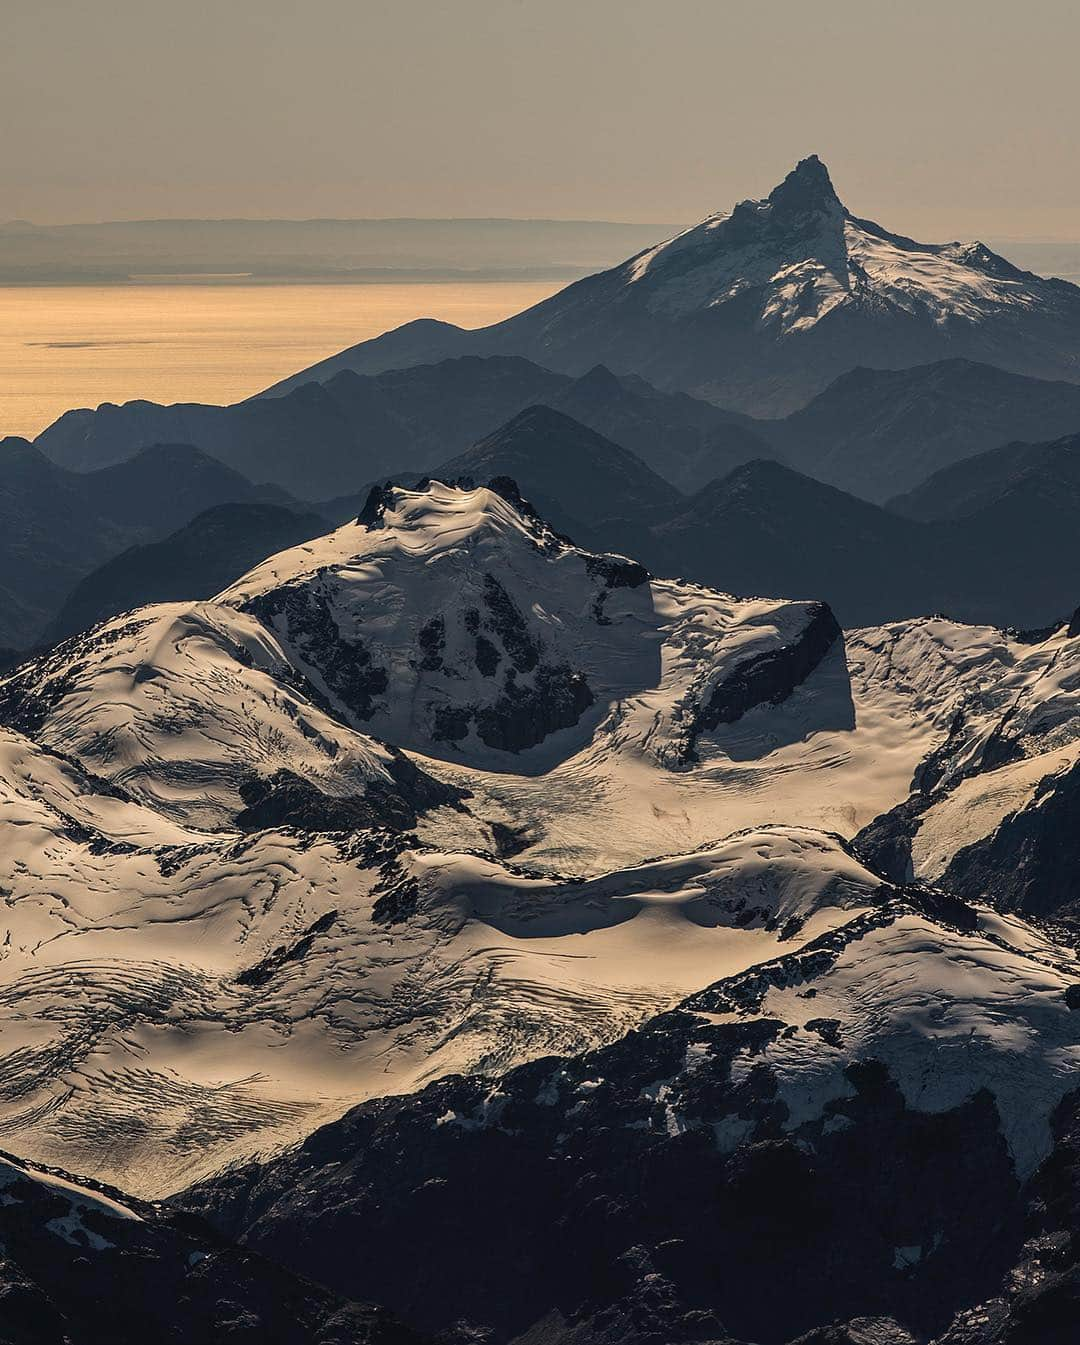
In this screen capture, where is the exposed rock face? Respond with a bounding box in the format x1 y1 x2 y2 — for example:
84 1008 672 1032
243 581 391 723
695 602 841 734
851 795 931 885
434 662 595 754
235 758 467 834
670 601 842 764
424 572 596 752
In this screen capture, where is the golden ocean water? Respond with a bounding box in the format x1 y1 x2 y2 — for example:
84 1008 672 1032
0 281 562 440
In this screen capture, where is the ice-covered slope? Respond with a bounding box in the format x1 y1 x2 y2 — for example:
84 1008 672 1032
0 724 887 1197
423 607 1080 875
265 157 1080 416
0 601 456 832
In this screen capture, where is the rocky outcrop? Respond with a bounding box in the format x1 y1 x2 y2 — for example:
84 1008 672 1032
676 602 842 762
244 582 390 723
697 602 841 732
235 757 467 835
941 761 1080 918
424 571 596 754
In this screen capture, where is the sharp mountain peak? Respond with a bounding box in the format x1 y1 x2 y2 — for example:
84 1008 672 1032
763 152 843 213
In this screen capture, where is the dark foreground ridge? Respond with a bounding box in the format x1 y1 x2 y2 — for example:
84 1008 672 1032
0 1151 423 1345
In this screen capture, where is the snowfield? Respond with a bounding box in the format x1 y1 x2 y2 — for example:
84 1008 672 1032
0 480 1079 1198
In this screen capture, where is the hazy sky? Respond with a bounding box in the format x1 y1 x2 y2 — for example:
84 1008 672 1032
5 0 1079 239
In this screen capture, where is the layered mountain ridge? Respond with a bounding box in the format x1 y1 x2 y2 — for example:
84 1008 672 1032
0 436 295 647
9 156 1080 1344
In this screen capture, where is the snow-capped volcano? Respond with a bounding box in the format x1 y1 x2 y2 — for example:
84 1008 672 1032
488 154 1080 412
265 155 1080 414
618 155 1039 332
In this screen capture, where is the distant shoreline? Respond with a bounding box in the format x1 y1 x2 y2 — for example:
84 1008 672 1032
0 277 562 440
0 267 595 287
3 217 1078 288
0 218 669 289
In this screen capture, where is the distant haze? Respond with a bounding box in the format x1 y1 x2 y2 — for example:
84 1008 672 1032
1 220 1077 290
4 0 1079 242
0 219 669 286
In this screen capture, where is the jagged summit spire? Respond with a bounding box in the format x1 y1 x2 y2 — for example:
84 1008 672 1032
766 154 842 214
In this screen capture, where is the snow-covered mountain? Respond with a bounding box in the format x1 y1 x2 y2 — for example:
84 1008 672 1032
215 478 842 776
0 481 845 1191
2 479 1080 1217
858 611 1080 913
264 156 1080 415
3 479 1080 1340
